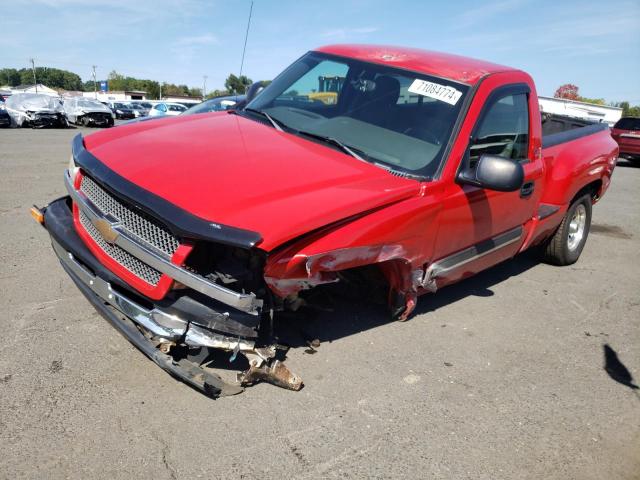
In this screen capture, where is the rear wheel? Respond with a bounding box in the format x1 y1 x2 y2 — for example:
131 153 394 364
542 194 592 266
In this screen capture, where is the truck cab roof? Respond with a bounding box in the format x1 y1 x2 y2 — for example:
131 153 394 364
316 44 516 85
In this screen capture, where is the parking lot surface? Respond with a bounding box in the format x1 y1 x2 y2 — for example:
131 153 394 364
1 127 639 480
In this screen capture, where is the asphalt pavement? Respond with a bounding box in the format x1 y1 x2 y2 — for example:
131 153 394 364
0 126 638 480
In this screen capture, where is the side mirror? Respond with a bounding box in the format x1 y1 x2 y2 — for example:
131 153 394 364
457 154 524 192
245 81 267 104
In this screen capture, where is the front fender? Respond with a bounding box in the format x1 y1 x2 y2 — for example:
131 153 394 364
263 193 443 319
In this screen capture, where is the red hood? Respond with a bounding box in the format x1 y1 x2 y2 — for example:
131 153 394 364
83 113 420 251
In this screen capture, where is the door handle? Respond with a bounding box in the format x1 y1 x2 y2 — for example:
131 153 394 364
520 181 534 198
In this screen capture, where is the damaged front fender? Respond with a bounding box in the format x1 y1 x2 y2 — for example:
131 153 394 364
264 243 419 320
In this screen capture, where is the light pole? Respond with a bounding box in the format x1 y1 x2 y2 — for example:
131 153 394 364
30 58 37 93
92 65 97 99
203 75 207 100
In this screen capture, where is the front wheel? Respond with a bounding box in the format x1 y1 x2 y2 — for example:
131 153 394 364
541 194 592 266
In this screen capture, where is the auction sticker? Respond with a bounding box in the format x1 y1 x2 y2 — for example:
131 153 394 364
408 79 462 105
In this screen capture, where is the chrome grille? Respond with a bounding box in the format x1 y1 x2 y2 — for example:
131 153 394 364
79 210 162 286
80 175 179 257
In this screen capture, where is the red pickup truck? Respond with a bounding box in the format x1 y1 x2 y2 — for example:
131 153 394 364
35 45 618 397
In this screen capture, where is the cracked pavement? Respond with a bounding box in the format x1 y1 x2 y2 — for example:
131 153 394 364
1 128 639 479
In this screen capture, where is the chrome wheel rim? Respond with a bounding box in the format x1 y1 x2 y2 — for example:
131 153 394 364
567 204 586 251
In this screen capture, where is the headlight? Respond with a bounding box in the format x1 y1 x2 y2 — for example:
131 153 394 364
0 104 5 111
116 109 122 114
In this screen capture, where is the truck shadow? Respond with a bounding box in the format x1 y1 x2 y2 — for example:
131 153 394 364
603 344 640 394
275 252 541 349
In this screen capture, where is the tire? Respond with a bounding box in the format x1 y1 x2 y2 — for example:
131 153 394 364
542 194 592 266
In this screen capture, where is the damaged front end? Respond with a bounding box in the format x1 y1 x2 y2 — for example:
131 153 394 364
38 147 305 397
80 112 113 127
37 134 423 398
25 111 68 128
40 197 302 397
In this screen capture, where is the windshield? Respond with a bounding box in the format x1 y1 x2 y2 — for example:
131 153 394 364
77 99 105 108
114 103 128 109
246 52 469 177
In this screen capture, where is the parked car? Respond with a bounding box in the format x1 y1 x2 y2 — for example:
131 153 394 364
4 93 67 128
0 97 10 128
63 97 114 127
107 102 136 120
35 45 617 398
148 102 187 117
183 95 246 115
127 102 149 117
175 102 201 109
611 117 640 163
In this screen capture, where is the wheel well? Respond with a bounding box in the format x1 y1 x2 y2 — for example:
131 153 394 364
572 179 602 204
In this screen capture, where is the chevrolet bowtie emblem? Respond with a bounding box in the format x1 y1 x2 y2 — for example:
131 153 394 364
92 218 119 244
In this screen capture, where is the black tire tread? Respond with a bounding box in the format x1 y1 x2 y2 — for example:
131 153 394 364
542 194 592 266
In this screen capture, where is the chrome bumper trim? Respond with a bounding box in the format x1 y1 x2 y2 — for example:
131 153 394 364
64 170 262 314
52 238 187 339
184 324 255 351
52 238 256 353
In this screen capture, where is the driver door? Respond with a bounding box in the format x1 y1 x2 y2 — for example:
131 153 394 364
429 84 543 289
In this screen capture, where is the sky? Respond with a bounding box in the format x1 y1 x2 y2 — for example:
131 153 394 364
2 0 639 103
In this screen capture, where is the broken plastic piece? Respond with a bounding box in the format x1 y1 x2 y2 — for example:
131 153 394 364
239 360 303 391
229 341 241 362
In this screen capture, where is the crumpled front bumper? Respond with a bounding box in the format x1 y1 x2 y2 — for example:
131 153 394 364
29 112 66 128
84 112 113 126
41 196 264 397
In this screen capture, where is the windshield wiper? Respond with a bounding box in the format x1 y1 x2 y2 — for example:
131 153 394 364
369 162 428 181
243 108 285 132
296 130 367 162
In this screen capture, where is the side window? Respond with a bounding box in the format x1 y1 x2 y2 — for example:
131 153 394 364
159 104 167 112
278 59 348 105
469 93 529 164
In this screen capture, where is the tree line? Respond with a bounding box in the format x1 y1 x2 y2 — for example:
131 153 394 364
0 66 255 100
0 67 83 91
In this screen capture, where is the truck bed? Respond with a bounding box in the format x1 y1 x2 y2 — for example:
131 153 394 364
542 113 610 148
